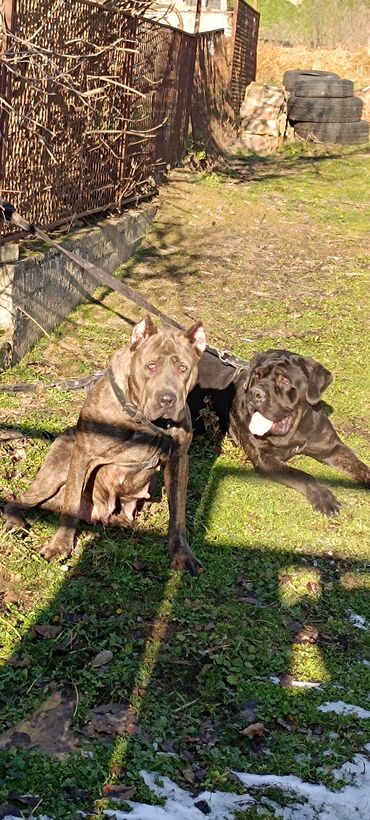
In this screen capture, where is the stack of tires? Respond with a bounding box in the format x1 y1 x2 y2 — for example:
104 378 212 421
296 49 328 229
284 70 369 145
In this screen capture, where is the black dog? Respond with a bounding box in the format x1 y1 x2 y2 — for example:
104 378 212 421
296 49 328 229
188 348 369 515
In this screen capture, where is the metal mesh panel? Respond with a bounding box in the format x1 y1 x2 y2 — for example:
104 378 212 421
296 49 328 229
1 0 259 237
0 2 195 234
129 19 196 171
0 1 141 230
191 30 234 151
230 0 260 117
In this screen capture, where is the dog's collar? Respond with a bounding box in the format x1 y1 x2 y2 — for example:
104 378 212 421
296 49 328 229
108 367 173 440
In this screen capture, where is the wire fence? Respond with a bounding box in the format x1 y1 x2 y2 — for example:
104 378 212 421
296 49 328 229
0 0 258 237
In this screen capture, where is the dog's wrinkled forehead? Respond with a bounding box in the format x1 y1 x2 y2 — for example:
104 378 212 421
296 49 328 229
135 327 197 364
248 349 332 406
250 350 307 383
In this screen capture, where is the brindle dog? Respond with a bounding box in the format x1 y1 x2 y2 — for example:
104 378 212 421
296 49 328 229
5 316 206 573
189 348 369 515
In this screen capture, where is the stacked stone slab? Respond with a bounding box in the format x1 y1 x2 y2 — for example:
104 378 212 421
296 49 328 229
284 70 369 145
240 82 287 154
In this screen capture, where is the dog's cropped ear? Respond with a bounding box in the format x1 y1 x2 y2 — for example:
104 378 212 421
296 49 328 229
131 315 157 349
305 358 332 405
184 321 206 356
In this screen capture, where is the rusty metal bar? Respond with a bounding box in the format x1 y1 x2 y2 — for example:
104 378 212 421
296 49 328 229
0 0 16 195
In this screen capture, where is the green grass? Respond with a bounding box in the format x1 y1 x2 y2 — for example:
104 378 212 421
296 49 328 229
257 0 370 49
258 0 299 29
0 143 369 818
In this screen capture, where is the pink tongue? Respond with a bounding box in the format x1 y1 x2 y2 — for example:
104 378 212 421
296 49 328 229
249 411 273 436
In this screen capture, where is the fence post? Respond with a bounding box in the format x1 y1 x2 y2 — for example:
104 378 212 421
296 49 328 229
117 14 138 207
0 0 16 195
229 0 239 86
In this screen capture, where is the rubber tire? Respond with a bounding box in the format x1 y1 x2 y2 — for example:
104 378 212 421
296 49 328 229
283 69 339 93
288 96 363 123
294 78 354 98
294 120 369 145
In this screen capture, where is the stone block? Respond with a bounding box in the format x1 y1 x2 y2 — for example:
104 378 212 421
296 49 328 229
240 132 281 154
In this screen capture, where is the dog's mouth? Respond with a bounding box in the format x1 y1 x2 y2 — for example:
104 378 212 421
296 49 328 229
249 411 294 437
152 415 182 430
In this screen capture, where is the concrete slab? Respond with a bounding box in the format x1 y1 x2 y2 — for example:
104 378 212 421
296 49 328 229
0 205 156 370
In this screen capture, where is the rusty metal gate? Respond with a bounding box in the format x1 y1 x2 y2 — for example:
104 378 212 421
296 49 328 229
230 0 260 117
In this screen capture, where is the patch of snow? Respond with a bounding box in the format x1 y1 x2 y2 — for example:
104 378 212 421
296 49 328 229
269 676 321 689
103 745 370 820
105 771 254 818
5 743 370 820
318 701 370 718
348 612 368 630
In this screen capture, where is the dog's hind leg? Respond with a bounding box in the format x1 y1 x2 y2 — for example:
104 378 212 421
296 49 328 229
39 441 91 560
3 430 75 530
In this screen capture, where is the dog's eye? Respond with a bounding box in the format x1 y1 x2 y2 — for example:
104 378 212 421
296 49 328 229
276 374 290 387
254 372 261 381
147 362 156 372
178 364 188 373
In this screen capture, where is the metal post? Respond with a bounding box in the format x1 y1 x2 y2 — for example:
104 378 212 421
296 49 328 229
0 0 16 197
194 0 202 35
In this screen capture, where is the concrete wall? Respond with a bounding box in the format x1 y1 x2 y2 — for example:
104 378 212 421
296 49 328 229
0 205 156 371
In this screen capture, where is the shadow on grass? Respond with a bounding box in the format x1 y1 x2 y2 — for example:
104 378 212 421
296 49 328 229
0 439 369 818
196 143 370 186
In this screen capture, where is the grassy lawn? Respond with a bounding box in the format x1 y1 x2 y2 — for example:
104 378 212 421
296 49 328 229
0 142 369 818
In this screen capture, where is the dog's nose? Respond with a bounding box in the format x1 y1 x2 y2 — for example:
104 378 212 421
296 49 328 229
157 391 176 409
250 385 265 403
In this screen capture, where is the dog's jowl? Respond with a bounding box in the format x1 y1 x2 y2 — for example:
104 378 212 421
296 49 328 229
4 316 206 574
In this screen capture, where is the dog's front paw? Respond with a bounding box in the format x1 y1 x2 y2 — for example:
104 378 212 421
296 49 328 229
39 536 73 561
309 486 341 517
170 538 204 576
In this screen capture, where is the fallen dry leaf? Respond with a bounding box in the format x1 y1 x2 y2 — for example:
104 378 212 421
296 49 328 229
277 716 297 733
182 768 195 784
3 589 19 606
6 655 31 669
184 598 204 610
240 722 265 738
0 689 78 759
102 784 136 800
90 649 113 668
32 624 62 640
295 625 319 644
83 702 148 743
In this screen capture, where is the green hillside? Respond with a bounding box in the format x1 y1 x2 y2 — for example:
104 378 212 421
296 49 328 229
257 0 370 49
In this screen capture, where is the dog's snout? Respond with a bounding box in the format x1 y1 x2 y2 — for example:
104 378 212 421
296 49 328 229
157 390 176 409
250 385 265 403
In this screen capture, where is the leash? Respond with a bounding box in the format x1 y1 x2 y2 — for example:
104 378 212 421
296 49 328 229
34 225 185 331
0 200 250 394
